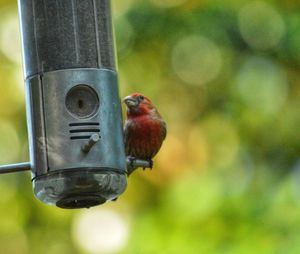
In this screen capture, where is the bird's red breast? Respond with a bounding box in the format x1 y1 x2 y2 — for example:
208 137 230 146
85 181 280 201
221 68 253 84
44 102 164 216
123 93 166 160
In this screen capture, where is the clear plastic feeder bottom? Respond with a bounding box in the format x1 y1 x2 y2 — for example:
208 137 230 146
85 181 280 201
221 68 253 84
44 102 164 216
33 169 127 209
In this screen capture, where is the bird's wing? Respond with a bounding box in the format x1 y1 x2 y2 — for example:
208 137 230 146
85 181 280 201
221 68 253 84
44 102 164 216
123 120 130 150
160 120 167 141
124 120 136 156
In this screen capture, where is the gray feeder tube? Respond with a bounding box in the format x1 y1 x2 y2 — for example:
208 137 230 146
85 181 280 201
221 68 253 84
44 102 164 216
18 0 127 208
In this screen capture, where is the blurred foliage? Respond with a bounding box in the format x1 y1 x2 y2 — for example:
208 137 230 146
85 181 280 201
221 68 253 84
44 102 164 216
0 0 299 253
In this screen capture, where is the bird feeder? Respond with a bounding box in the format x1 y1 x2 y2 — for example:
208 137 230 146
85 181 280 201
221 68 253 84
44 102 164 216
0 0 138 209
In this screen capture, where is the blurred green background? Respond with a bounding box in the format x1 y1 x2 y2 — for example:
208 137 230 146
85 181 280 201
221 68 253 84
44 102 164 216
0 0 299 253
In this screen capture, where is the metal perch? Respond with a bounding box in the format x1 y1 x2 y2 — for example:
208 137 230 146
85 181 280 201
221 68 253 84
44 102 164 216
0 158 152 175
0 162 31 174
126 158 152 175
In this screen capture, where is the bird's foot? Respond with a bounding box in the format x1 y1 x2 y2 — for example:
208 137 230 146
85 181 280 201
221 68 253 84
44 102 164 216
126 156 137 176
149 159 153 169
143 159 153 170
128 156 136 169
126 156 153 175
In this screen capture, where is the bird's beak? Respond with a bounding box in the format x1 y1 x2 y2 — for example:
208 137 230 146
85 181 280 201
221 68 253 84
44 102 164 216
123 96 138 108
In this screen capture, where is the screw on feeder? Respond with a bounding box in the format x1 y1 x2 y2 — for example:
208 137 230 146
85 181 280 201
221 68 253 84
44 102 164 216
82 134 100 153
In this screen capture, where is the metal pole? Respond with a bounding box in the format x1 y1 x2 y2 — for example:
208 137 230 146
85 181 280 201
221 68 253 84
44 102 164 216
0 162 31 174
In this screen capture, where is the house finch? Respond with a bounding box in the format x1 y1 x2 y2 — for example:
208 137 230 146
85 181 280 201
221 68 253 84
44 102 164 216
123 93 167 175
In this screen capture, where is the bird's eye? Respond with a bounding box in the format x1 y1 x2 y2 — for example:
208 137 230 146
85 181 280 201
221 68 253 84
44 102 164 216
139 95 144 101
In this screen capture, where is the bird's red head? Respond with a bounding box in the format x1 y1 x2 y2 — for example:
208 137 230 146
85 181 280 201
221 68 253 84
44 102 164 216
123 93 156 117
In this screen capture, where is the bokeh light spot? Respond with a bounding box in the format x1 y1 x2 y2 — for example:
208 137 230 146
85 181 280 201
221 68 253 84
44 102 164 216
72 209 129 254
200 115 240 169
234 56 288 115
238 1 285 50
172 35 222 86
164 172 223 220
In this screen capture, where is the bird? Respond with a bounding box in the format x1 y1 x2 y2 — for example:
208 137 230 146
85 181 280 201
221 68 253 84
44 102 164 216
123 93 167 175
